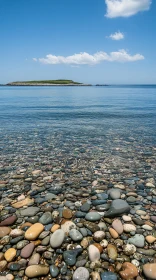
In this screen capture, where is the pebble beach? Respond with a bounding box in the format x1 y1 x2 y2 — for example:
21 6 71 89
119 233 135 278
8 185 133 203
0 86 156 279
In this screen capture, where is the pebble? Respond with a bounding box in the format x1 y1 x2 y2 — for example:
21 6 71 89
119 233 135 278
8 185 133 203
25 223 44 240
107 244 118 260
0 215 17 226
20 207 39 217
62 208 73 218
93 231 105 242
50 229 65 248
4 248 16 262
128 234 145 248
85 212 101 222
69 229 83 241
50 265 59 277
120 262 138 279
61 221 76 233
25 265 49 278
88 245 100 262
123 224 136 232
145 236 156 243
73 267 89 280
104 199 130 218
109 228 119 239
20 242 35 258
101 272 118 280
122 215 132 222
109 189 121 200
28 253 40 265
143 263 156 280
0 227 11 238
112 219 123 234
123 244 136 255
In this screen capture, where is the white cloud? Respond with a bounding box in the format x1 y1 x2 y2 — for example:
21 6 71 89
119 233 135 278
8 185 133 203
33 50 144 65
105 0 152 18
33 58 37 61
109 31 124 40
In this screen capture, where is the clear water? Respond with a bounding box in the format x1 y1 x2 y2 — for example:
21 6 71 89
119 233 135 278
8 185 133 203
0 85 155 180
0 86 155 142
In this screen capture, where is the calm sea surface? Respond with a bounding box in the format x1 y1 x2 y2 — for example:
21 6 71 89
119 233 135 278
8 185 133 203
0 85 156 189
0 86 155 141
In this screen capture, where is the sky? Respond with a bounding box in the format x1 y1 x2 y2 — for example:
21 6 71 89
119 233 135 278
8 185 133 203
0 0 156 84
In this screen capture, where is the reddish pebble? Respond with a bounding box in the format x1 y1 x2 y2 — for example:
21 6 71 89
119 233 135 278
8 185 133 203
0 215 17 226
21 242 35 258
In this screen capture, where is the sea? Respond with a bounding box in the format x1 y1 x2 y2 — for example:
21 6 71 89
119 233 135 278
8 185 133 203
0 85 156 180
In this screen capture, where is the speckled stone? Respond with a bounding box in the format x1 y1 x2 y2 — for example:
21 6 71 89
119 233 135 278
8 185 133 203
73 267 89 280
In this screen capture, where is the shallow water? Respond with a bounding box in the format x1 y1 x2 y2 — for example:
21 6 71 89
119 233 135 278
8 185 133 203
0 85 155 179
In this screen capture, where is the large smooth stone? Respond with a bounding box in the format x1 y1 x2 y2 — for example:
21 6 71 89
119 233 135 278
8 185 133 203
25 223 44 240
128 234 145 248
88 245 100 262
50 229 65 248
85 212 101 222
143 263 156 280
20 242 35 258
0 227 11 238
69 229 83 242
73 267 89 280
25 265 49 278
0 215 17 226
63 249 83 266
39 212 53 225
112 219 123 234
20 207 40 217
104 199 130 218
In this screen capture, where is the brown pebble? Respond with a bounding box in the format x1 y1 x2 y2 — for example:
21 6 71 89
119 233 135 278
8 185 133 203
109 228 119 239
0 227 11 238
25 223 44 241
62 208 73 219
93 243 103 253
4 248 16 262
51 224 60 233
119 262 138 279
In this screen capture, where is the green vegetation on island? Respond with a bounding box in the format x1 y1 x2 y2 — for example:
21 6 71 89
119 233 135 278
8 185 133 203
6 79 91 86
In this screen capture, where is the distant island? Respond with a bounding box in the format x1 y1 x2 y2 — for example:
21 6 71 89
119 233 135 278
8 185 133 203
6 79 92 86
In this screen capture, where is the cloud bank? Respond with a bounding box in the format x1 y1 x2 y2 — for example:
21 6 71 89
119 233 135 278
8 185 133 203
105 0 152 18
109 31 124 40
33 50 144 65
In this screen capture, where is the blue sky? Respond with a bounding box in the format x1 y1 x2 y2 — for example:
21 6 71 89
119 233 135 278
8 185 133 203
0 0 156 84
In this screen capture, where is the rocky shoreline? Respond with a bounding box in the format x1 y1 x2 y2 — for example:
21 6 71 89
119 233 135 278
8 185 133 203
0 131 156 280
